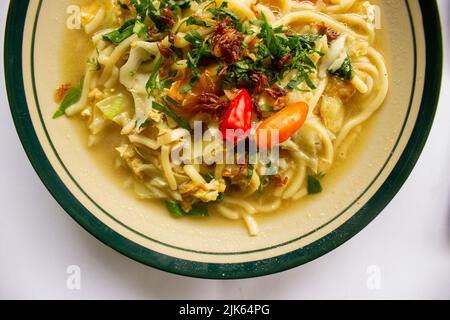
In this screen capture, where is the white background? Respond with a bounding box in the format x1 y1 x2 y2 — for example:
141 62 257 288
0 0 449 300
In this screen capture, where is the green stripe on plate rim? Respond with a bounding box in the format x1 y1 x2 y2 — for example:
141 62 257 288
4 0 443 279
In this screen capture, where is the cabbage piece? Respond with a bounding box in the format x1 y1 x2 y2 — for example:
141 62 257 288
319 35 347 78
96 93 126 120
320 96 345 133
119 47 149 90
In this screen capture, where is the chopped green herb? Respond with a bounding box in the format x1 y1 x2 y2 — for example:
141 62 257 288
203 172 215 183
307 175 323 195
159 78 175 89
165 200 185 217
253 13 286 58
152 101 190 130
145 56 163 94
139 119 150 130
87 57 100 71
287 69 317 90
164 0 191 10
133 19 149 40
52 76 84 119
258 175 270 193
103 19 136 43
180 30 213 94
180 30 213 91
246 165 254 184
208 2 243 32
185 16 211 27
176 16 212 33
165 200 209 217
180 81 195 94
214 192 225 203
186 51 200 80
130 0 151 19
223 14 320 91
188 203 210 216
259 104 274 112
329 56 354 81
159 71 178 90
164 95 181 109
131 0 191 31
87 48 101 71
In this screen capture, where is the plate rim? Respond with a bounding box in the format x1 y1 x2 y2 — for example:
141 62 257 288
3 0 443 279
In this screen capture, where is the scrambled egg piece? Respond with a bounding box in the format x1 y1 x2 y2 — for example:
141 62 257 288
179 179 226 203
80 3 100 26
116 144 144 179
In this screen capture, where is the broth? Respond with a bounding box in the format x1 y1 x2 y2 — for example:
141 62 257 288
58 0 391 229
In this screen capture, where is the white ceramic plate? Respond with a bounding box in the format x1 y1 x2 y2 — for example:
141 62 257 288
4 0 443 278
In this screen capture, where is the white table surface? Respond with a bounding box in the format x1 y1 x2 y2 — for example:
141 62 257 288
1 1 449 300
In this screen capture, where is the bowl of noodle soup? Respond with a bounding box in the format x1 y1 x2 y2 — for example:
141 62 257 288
4 0 442 278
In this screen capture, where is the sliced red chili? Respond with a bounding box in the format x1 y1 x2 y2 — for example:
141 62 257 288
219 89 253 144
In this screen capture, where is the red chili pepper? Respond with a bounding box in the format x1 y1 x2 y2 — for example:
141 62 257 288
219 89 253 144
